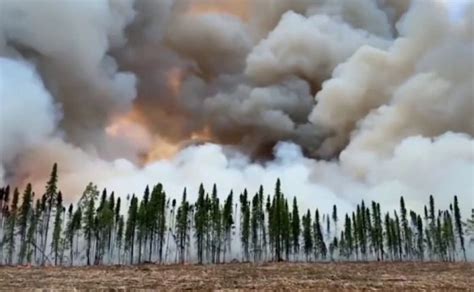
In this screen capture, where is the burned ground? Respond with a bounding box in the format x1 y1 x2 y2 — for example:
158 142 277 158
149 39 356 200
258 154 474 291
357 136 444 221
0 262 472 290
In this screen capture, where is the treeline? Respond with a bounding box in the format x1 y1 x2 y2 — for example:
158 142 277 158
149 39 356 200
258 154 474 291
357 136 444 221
0 163 472 266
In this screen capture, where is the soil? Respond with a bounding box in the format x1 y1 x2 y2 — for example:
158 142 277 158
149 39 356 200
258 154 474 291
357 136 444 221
0 262 472 291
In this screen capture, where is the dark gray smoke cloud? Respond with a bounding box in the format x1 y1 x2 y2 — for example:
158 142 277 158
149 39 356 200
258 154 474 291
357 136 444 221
0 0 472 217
1 0 137 159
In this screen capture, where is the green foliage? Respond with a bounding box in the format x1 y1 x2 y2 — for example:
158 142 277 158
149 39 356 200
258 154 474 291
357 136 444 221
453 196 466 261
51 191 63 265
3 188 19 264
0 164 470 266
291 197 300 255
302 210 313 260
240 189 250 261
176 188 191 264
17 183 33 264
222 191 234 261
80 182 99 265
125 195 138 264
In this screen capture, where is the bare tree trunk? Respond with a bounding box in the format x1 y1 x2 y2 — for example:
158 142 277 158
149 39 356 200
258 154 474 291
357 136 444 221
41 209 52 266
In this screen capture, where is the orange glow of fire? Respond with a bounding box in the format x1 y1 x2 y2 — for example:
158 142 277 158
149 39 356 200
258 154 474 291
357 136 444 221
145 127 214 163
186 0 250 20
105 111 181 162
145 139 182 162
105 105 214 164
105 110 147 138
167 67 184 97
190 125 212 141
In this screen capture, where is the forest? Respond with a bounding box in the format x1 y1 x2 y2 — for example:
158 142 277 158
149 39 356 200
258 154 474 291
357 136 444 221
0 163 472 266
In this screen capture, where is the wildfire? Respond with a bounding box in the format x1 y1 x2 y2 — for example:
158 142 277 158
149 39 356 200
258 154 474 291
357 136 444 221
167 67 184 97
145 127 214 163
145 139 182 162
190 125 212 141
105 110 215 164
105 110 147 138
186 0 250 20
105 61 214 165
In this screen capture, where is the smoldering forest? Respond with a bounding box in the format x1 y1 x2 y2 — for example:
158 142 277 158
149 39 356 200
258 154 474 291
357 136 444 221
0 0 473 230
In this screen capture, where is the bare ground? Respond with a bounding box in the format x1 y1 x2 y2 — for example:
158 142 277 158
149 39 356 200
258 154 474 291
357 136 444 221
0 262 472 291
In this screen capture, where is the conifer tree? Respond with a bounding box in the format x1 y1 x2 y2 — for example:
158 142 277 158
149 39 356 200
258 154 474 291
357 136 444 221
271 179 285 261
442 210 455 261
159 189 167 263
257 186 266 260
24 196 38 264
429 195 437 257
329 236 338 261
344 214 353 259
416 215 424 260
332 205 338 240
107 192 115 257
65 204 74 266
115 197 121 227
352 212 359 260
424 205 433 259
384 213 393 260
41 163 58 265
115 196 122 261
176 188 191 264
210 185 221 263
282 199 291 260
17 183 33 264
222 191 234 262
148 184 158 262
265 194 273 258
291 197 300 258
195 184 206 264
4 188 19 264
0 186 10 232
204 192 211 262
394 211 402 260
365 208 373 257
125 195 138 264
435 214 443 260
95 191 114 264
313 209 325 260
136 190 148 263
371 201 379 260
240 189 250 261
376 203 384 260
31 199 42 264
150 183 166 263
116 215 124 264
0 165 471 266
453 195 466 261
51 191 63 265
251 193 260 262
0 187 4 222
302 210 313 261
325 214 330 243
359 201 368 259
400 196 411 259
339 231 346 259
0 187 11 264
80 183 99 266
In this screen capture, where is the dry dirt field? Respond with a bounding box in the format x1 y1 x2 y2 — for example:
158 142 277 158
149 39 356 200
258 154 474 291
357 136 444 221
0 262 472 290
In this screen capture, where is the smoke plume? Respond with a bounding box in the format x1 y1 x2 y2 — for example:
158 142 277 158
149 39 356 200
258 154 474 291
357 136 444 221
0 0 472 216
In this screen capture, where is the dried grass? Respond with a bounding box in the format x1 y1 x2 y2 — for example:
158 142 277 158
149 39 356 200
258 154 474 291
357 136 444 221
0 262 472 291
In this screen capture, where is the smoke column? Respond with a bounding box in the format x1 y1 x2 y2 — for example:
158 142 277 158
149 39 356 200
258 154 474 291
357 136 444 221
0 0 472 216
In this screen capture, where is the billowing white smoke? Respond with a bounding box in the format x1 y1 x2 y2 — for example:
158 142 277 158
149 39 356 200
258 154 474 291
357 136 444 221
0 58 60 184
0 0 472 219
245 11 390 86
0 0 137 158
